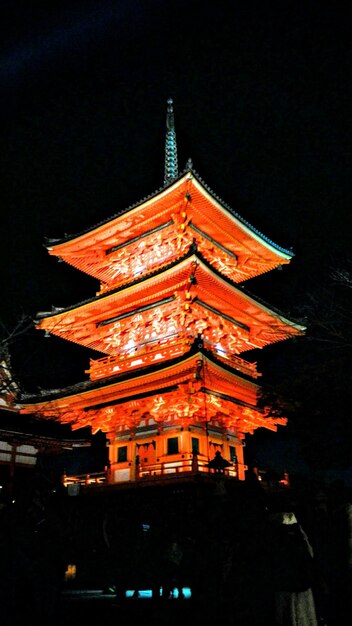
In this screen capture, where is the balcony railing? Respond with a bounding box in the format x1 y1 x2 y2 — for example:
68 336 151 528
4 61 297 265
87 334 258 380
87 337 188 380
62 458 240 490
137 457 238 478
63 471 108 487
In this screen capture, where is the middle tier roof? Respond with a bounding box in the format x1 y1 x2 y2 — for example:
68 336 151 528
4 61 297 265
36 252 305 368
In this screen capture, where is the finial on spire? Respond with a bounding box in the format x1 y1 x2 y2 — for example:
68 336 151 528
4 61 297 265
164 98 178 186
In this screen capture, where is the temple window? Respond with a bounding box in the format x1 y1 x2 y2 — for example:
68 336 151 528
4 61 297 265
229 446 237 462
191 437 200 454
117 446 128 463
167 437 179 455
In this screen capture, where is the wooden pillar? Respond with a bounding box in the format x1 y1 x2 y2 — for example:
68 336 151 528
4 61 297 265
9 444 17 499
236 442 246 481
131 442 139 481
106 432 115 483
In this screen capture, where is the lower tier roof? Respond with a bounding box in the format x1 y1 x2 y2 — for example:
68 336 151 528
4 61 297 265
18 347 286 438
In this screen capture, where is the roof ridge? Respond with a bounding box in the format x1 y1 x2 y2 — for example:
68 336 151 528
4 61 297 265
45 167 293 258
189 168 293 257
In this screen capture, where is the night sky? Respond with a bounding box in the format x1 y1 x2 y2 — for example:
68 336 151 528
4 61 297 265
1 1 351 480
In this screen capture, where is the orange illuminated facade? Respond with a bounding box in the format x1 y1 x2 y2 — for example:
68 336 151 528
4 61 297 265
19 100 305 484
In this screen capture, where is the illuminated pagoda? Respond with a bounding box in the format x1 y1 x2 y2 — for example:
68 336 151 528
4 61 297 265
19 100 305 485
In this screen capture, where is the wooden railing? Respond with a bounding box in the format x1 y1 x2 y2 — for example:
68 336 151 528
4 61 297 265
87 334 258 381
62 471 108 487
137 457 238 478
138 457 209 477
62 458 240 489
87 337 188 380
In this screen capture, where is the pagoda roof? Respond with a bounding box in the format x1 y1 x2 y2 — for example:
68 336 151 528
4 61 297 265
35 251 305 356
45 168 293 285
18 346 257 415
18 346 286 435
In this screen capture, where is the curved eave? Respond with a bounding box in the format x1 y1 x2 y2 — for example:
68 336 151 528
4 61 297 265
189 171 293 259
0 408 91 447
45 169 293 267
18 347 260 415
46 174 188 251
35 252 305 348
36 251 302 325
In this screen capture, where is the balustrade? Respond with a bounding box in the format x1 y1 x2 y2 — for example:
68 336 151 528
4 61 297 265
62 457 240 488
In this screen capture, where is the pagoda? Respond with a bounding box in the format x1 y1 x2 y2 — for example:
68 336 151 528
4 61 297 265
19 100 305 485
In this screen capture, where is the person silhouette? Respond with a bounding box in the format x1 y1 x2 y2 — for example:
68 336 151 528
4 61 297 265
208 451 231 474
267 510 318 626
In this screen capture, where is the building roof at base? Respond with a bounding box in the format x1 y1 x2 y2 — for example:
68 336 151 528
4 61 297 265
0 408 91 449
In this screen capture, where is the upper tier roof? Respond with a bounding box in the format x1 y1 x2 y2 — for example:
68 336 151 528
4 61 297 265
45 168 293 288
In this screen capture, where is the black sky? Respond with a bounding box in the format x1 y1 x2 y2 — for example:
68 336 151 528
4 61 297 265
1 1 351 477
